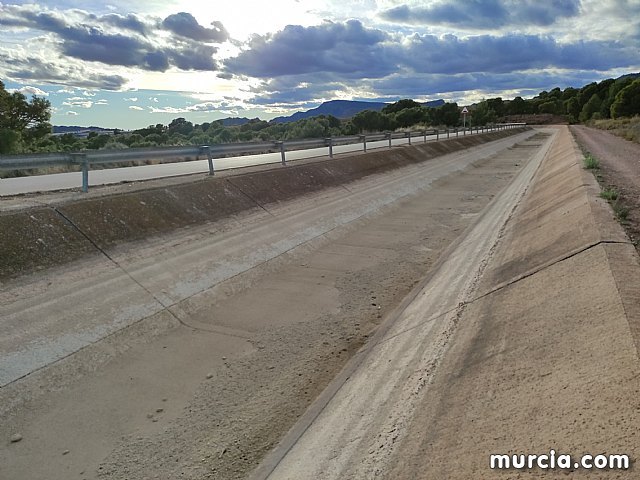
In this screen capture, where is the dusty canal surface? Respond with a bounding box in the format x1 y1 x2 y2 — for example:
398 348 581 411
1 129 586 480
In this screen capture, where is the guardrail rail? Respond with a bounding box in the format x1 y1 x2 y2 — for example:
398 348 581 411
0 123 526 192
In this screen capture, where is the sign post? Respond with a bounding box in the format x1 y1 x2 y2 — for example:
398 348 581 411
461 106 469 129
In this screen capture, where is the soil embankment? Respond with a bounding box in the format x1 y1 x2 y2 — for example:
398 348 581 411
1 129 526 280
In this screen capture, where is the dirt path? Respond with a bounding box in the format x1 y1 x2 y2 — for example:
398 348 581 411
572 125 640 247
1 131 540 480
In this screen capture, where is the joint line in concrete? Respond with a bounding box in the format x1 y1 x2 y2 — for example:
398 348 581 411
225 178 275 217
50 206 213 335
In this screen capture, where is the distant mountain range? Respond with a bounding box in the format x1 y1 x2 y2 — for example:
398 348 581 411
270 99 445 124
52 125 116 134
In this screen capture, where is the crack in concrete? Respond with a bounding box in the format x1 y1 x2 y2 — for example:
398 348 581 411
372 239 633 351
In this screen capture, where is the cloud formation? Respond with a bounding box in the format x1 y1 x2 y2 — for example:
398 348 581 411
379 0 581 29
226 20 636 82
225 20 394 78
398 34 634 74
163 12 229 42
2 56 128 90
7 85 49 96
0 5 226 73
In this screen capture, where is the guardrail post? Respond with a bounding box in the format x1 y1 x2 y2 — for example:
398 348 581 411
201 145 214 175
326 138 333 158
70 153 89 192
386 132 392 148
422 130 427 143
275 141 286 165
359 135 367 153
436 129 440 141
456 128 459 137
406 132 411 145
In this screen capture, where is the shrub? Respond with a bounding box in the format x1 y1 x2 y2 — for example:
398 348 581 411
600 187 618 201
583 154 600 169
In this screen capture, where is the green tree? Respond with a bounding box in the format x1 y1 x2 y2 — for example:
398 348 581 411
167 117 193 136
351 110 395 132
382 99 422 115
432 102 460 126
579 94 602 122
471 101 497 126
393 107 427 128
0 81 51 153
86 133 111 150
611 79 640 119
506 96 529 115
486 98 504 117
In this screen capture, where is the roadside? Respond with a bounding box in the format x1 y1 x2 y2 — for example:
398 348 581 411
571 125 640 249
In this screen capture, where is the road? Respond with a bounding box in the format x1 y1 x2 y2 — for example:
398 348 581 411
1 129 486 196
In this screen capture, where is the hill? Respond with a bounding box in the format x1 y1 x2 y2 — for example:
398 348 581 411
271 99 445 124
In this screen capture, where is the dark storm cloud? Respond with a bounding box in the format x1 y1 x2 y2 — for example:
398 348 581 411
398 34 634 74
380 0 581 28
162 12 229 42
225 20 636 82
3 57 127 90
97 13 149 35
57 25 218 71
0 5 225 73
59 26 169 70
369 71 608 97
225 20 395 78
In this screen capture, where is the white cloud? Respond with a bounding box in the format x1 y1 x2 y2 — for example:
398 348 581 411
63 97 93 108
124 97 138 102
7 85 49 96
149 100 245 114
129 105 144 110
66 110 78 115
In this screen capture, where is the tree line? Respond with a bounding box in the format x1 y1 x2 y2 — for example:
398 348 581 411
1 75 640 155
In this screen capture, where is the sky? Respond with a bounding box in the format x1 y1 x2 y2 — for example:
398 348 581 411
1 0 639 129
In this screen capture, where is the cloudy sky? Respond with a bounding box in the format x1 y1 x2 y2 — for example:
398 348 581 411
1 0 639 129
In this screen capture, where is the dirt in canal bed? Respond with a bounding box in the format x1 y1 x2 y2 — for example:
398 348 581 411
1 142 535 480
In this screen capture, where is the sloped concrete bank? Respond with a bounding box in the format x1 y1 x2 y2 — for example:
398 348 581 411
380 126 640 477
0 129 526 279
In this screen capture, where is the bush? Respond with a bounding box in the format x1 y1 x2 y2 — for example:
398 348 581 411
583 154 600 169
600 187 618 200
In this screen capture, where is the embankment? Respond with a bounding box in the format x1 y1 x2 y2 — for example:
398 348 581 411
0 128 526 279
384 126 640 477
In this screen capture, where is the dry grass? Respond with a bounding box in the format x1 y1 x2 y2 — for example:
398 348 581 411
590 116 640 144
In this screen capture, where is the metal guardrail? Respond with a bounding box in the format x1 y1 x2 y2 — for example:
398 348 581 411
0 124 525 192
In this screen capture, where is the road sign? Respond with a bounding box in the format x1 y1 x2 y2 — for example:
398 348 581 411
461 107 469 114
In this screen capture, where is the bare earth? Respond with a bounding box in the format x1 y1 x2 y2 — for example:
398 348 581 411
572 125 640 247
